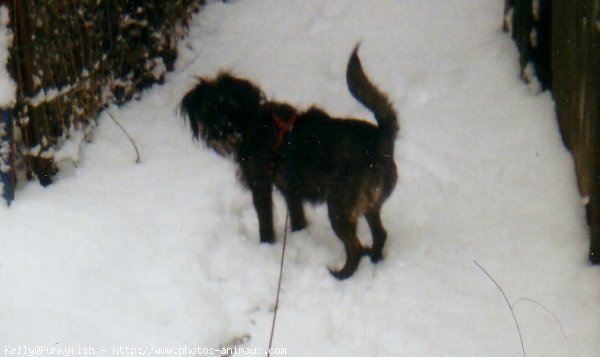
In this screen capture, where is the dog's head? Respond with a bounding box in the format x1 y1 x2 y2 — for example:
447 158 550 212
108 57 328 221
180 73 265 156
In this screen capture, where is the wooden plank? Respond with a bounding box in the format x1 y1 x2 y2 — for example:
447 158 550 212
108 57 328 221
552 0 600 262
510 0 600 261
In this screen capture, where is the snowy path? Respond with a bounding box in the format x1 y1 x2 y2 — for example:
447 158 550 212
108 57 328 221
1 1 599 356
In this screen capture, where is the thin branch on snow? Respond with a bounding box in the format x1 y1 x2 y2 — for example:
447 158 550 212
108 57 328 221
474 261 569 355
107 110 141 164
474 260 526 357
219 334 251 357
513 297 567 339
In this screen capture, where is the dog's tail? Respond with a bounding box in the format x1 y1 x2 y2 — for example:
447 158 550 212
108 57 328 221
346 44 398 158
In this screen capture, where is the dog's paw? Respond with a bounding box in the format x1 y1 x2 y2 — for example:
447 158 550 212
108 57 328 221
260 237 276 244
259 233 275 244
329 258 364 280
259 227 276 244
329 267 353 280
370 249 384 263
290 220 307 232
289 210 307 232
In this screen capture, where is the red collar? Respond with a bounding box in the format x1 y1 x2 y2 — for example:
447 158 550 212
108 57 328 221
272 112 299 151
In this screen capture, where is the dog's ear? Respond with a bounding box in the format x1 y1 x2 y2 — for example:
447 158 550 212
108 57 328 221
263 101 297 120
216 73 265 110
180 83 209 140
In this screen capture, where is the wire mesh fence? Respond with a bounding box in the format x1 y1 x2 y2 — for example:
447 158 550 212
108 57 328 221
0 0 201 204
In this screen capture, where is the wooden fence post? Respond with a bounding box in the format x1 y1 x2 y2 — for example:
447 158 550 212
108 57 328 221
551 0 600 263
0 0 14 205
1 109 14 205
506 0 600 262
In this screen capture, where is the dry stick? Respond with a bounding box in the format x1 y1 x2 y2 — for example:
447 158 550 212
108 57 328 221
106 110 140 163
513 297 567 339
267 210 289 357
473 260 526 357
219 334 251 357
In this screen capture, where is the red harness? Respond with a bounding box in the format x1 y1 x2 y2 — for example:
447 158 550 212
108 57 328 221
272 112 299 151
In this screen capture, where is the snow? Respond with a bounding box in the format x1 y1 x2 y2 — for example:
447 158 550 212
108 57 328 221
28 85 74 108
1 0 599 356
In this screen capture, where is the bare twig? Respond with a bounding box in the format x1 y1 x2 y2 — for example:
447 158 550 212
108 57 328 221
513 298 567 339
219 334 251 357
106 110 140 163
474 260 525 357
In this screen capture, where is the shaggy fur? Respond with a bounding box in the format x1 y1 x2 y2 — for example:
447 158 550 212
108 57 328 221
180 45 398 279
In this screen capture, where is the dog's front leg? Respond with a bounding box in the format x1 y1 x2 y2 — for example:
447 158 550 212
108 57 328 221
251 182 275 244
284 193 307 232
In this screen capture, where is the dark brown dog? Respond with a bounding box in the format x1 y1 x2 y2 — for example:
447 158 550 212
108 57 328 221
180 45 398 279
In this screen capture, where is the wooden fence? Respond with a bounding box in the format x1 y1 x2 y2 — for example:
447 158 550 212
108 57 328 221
505 0 600 262
0 0 200 204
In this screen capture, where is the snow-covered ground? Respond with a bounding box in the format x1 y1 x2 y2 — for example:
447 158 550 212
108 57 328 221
1 0 599 356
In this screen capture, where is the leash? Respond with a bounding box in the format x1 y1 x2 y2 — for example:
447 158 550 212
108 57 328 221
269 112 299 179
267 209 289 356
267 111 297 355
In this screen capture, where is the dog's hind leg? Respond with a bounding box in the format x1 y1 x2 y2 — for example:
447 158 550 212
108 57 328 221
327 202 370 280
365 209 387 263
